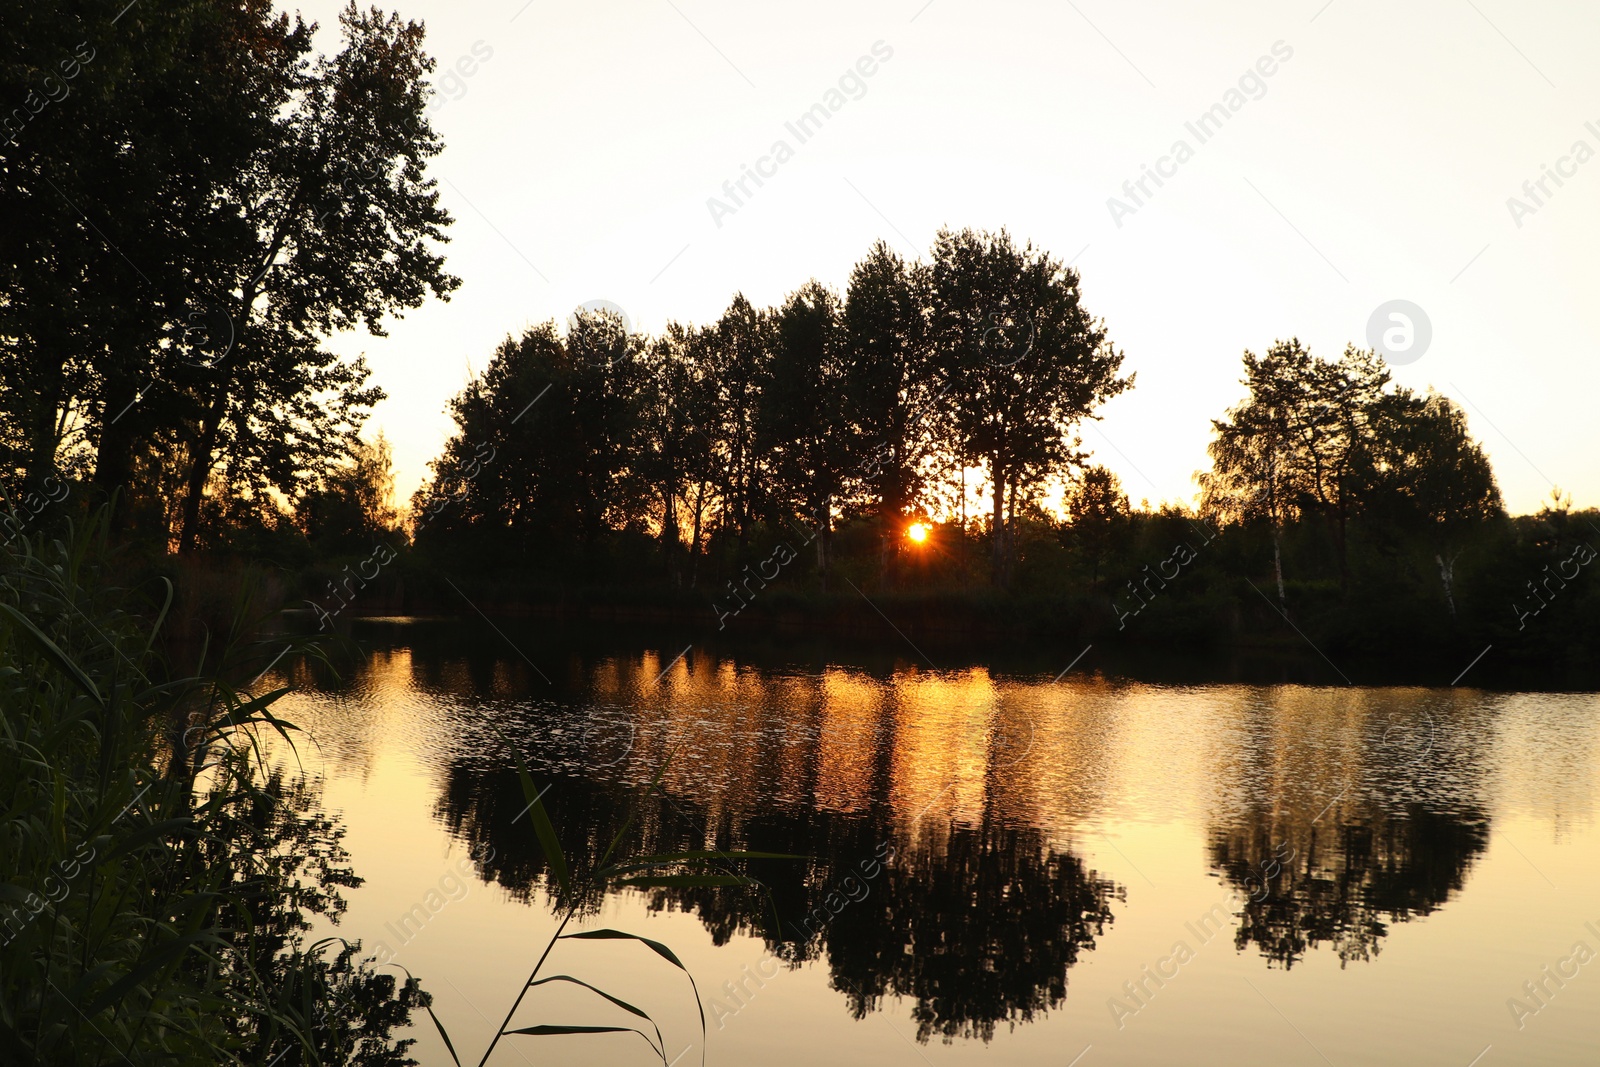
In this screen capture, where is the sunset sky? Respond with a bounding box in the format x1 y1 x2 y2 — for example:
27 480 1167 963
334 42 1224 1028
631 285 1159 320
298 0 1598 516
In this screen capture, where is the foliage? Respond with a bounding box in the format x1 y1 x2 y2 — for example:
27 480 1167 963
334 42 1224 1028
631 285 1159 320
297 432 402 556
1060 464 1128 588
1201 340 1502 610
1 0 457 551
927 227 1132 583
0 513 425 1065
414 229 1130 591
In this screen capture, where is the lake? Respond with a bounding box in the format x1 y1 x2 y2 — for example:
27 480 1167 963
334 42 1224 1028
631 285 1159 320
270 617 1600 1066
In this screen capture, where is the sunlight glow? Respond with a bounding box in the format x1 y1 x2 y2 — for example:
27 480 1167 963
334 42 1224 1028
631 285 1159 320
907 523 929 544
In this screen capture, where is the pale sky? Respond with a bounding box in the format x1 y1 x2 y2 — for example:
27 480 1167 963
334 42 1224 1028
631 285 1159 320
298 0 1598 516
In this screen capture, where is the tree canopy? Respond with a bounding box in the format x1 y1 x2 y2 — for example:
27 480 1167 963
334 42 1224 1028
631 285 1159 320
2 0 457 551
412 229 1131 590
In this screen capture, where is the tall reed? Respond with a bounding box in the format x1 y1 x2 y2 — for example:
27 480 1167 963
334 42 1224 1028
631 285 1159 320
0 511 425 1065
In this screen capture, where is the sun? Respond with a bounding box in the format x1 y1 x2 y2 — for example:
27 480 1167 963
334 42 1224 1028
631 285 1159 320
907 522 929 544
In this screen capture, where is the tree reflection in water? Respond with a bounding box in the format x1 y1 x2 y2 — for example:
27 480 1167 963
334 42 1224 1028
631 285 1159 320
288 631 1508 1040
435 762 1120 1043
1210 802 1490 968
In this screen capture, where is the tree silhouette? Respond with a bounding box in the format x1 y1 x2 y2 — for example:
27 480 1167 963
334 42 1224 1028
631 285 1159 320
433 752 1118 1045
1 0 457 549
928 228 1132 586
1061 464 1129 588
839 241 938 582
1211 802 1489 969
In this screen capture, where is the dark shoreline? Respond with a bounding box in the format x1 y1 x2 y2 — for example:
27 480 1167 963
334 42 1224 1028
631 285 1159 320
290 600 1600 695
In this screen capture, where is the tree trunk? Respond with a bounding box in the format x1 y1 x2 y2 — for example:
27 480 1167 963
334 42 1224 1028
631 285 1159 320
177 379 230 554
1436 551 1457 619
878 460 904 586
1272 524 1288 616
1005 474 1020 587
24 340 67 493
990 455 1007 586
815 493 831 591
92 370 141 535
1335 495 1350 593
879 498 898 586
178 279 257 554
661 484 679 586
688 478 706 589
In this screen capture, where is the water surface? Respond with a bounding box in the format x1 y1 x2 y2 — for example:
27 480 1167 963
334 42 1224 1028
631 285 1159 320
272 618 1600 1066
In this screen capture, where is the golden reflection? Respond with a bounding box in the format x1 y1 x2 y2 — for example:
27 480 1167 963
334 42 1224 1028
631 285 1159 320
272 627 1600 1017
272 621 1600 1062
888 667 998 827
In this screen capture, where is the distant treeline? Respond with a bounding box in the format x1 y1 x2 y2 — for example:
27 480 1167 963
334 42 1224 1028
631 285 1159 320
411 229 1129 591
320 234 1590 674
3 2 1594 674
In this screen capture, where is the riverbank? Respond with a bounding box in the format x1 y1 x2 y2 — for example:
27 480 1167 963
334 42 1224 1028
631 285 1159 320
292 590 1598 694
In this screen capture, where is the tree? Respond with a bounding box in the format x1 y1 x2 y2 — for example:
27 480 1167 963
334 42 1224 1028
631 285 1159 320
639 323 706 585
840 241 938 582
928 228 1131 586
1 1 457 549
1362 390 1502 616
700 295 771 558
2 0 257 500
1201 340 1389 607
761 280 848 583
297 431 401 555
1302 345 1390 583
1061 465 1128 588
414 316 645 574
169 2 458 552
1200 346 1301 611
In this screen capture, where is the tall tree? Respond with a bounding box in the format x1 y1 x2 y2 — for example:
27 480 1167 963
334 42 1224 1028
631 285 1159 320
3 2 456 548
840 241 938 582
1061 464 1128 588
761 280 847 582
415 317 644 573
1201 340 1391 603
171 2 458 551
1201 343 1305 610
297 430 401 555
1362 390 1502 616
702 295 771 557
1302 345 1390 582
928 228 1131 585
639 322 708 585
1 0 232 497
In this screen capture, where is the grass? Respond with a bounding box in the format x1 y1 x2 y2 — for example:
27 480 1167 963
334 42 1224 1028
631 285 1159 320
0 511 425 1065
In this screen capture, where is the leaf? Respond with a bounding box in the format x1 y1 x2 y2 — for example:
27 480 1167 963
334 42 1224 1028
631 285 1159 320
0 603 103 706
424 1001 464 1067
514 757 568 897
505 1023 667 1064
560 929 705 1061
388 962 463 1067
0 883 38 906
98 817 192 863
142 576 174 655
527 975 664 1058
81 930 213 1014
